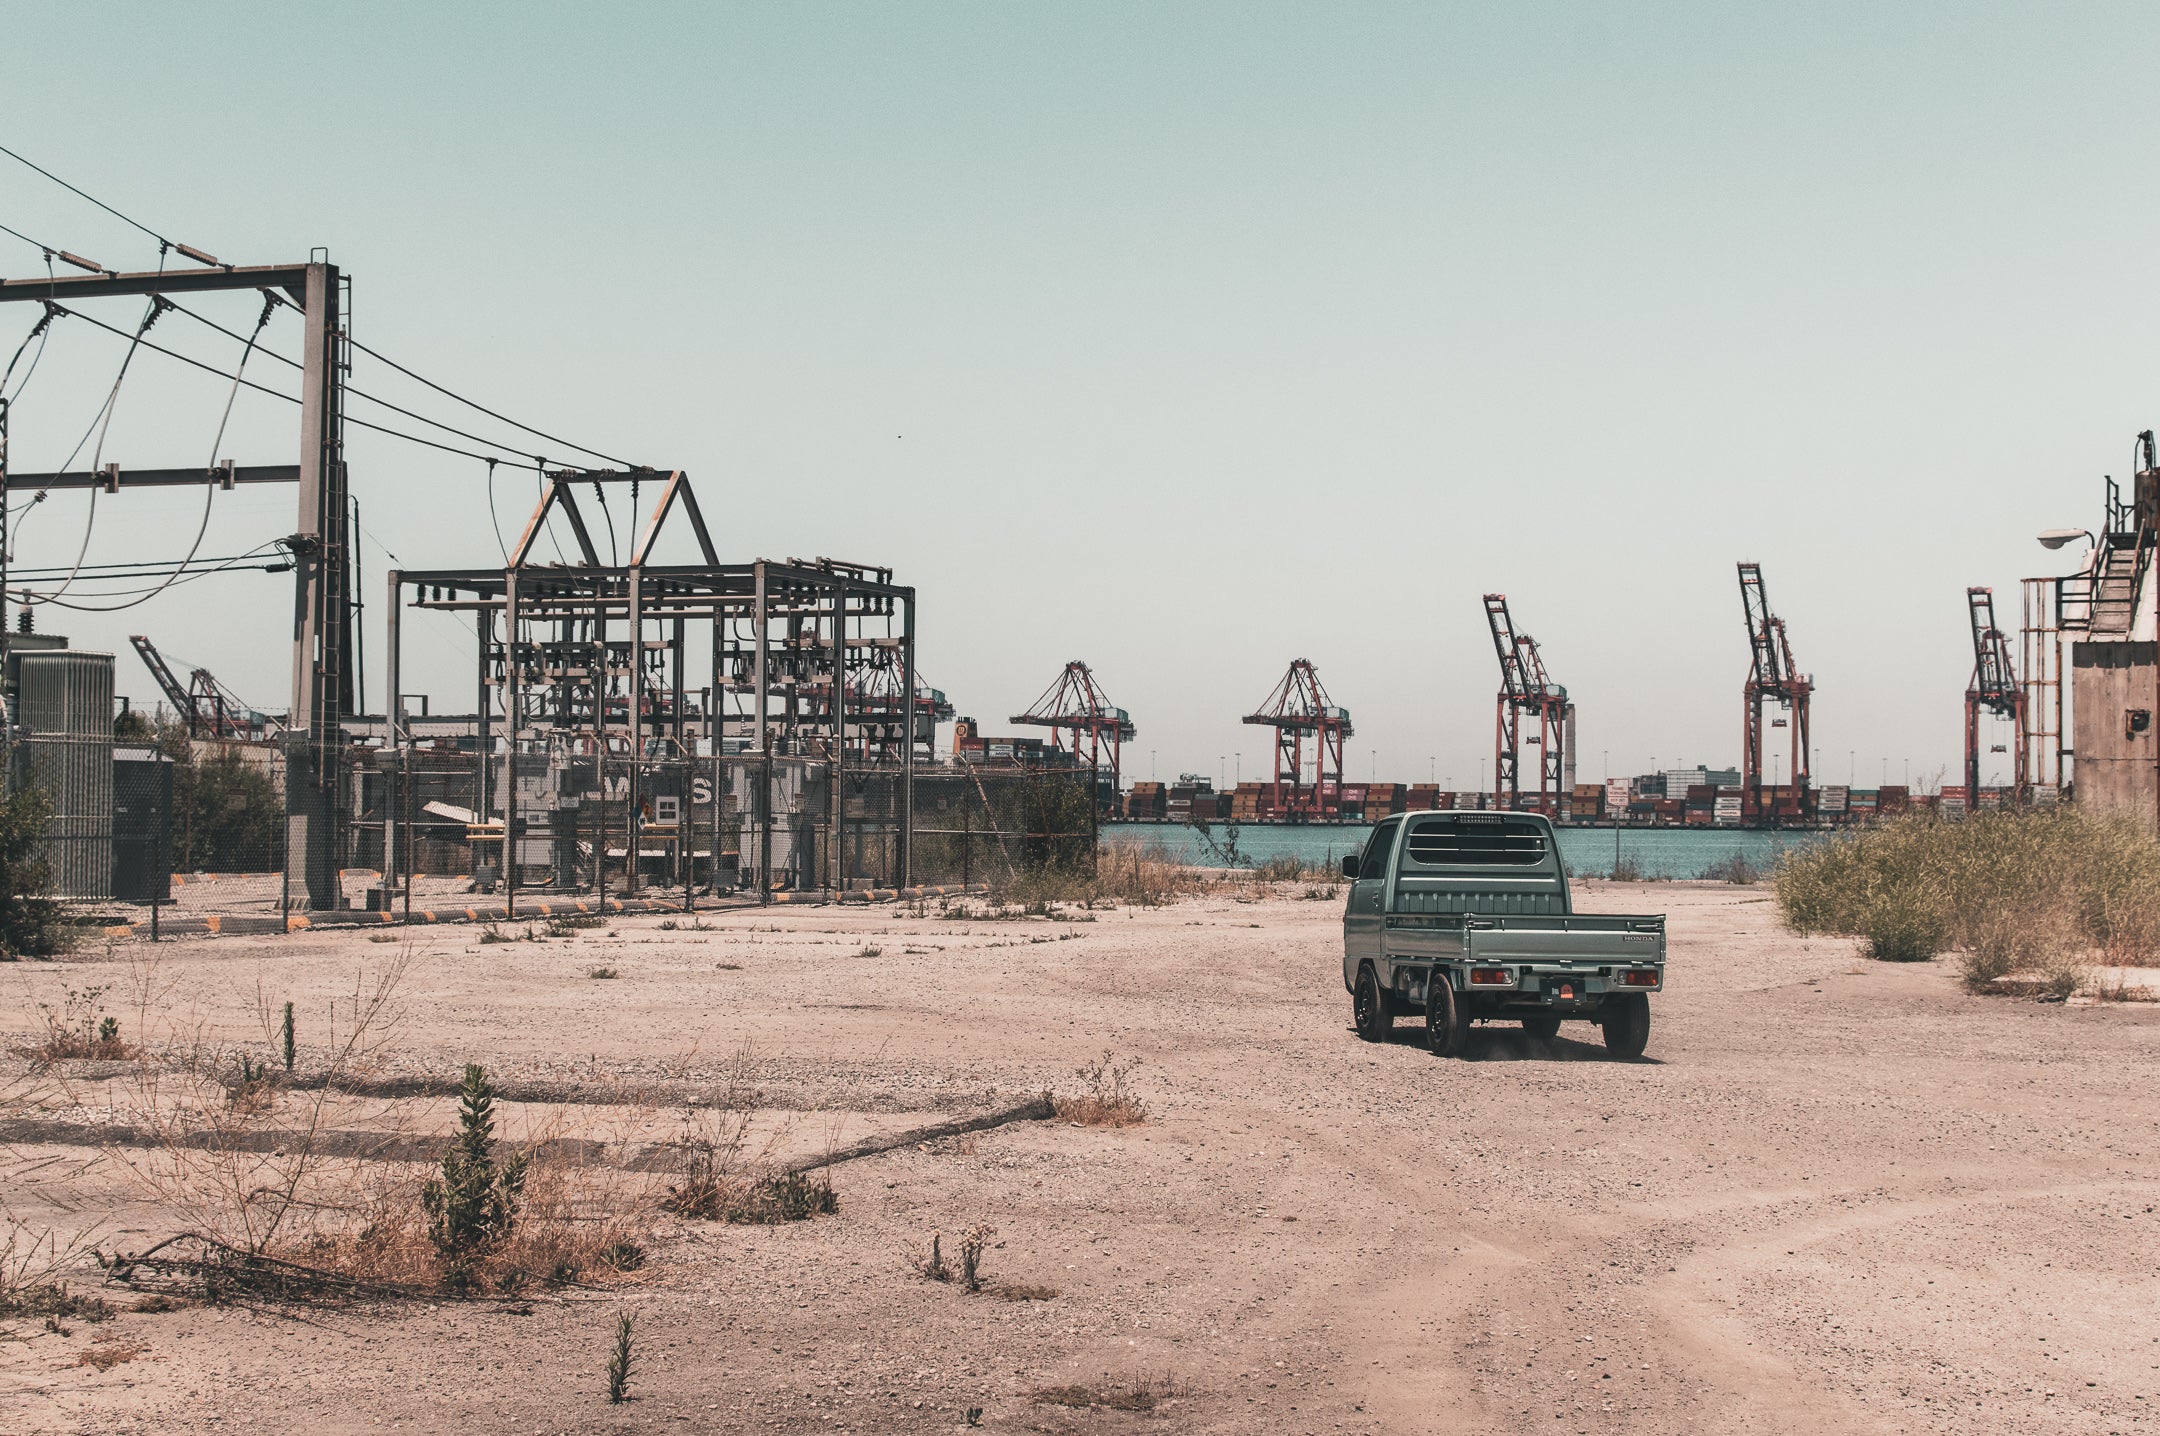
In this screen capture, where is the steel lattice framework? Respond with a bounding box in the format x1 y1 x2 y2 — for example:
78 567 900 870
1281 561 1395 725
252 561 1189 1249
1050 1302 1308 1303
1965 585 2028 801
1242 659 1351 821
1484 594 1569 814
1738 562 1811 820
1010 660 1134 799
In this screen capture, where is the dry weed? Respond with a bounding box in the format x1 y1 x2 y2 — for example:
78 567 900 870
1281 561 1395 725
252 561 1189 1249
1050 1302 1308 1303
1031 1373 1187 1411
1054 1050 1147 1126
74 1341 146 1371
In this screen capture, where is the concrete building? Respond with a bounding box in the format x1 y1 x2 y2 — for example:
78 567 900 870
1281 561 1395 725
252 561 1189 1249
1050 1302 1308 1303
2068 451 2160 829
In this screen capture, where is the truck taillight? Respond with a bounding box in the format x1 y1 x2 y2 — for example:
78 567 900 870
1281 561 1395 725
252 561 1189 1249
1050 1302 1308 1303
1622 969 1659 987
1469 967 1511 986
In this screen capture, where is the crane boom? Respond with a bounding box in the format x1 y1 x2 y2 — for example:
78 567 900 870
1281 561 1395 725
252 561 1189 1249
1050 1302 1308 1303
1736 563 1812 822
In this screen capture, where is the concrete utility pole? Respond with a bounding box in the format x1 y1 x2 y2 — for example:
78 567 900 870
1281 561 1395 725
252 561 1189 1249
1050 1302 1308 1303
0 261 351 910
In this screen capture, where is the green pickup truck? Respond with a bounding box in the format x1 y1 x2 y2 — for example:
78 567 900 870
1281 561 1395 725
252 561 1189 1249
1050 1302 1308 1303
1340 811 1666 1058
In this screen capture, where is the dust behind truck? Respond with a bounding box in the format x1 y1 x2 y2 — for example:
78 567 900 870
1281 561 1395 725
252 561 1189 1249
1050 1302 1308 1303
1341 811 1667 1057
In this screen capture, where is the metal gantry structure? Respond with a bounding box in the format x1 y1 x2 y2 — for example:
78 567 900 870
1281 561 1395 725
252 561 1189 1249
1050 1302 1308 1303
128 635 276 739
1965 586 2028 801
1737 562 1811 820
0 258 350 907
1483 594 1571 814
1242 659 1351 821
1009 661 1134 800
387 470 921 907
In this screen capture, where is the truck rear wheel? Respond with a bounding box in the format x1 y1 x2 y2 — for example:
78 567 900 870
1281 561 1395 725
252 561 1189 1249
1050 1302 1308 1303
1521 1015 1562 1041
1426 974 1471 1057
1353 965 1390 1042
1600 993 1651 1058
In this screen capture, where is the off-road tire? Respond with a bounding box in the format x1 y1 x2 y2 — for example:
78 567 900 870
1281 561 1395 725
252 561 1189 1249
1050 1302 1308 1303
1521 1015 1562 1041
1353 964 1390 1042
1600 993 1651 1058
1426 974 1472 1057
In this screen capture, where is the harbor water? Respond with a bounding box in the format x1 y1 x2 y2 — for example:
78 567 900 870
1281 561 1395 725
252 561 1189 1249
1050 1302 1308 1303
1103 821 1824 880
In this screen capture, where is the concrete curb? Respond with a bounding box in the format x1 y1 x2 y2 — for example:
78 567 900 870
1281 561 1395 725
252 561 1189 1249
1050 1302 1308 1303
100 883 993 940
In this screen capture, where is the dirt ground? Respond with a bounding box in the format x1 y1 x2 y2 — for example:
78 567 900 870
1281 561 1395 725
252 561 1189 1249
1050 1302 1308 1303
5 880 2159 1435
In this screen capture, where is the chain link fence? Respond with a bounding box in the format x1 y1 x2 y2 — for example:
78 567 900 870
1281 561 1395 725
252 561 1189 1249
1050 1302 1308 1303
31 737 1100 925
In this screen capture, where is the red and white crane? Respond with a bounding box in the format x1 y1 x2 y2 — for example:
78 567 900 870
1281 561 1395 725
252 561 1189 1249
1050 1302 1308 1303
1737 562 1811 821
1484 594 1572 814
1242 659 1352 822
1965 586 2027 802
1010 660 1135 797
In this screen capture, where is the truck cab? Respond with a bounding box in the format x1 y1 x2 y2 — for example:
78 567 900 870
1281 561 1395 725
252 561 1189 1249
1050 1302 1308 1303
1340 811 1666 1058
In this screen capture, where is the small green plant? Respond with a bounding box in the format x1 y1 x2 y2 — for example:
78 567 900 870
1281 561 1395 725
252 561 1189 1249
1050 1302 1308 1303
728 1171 837 1225
229 1053 278 1111
857 944 882 958
915 1232 952 1282
1609 853 1645 882
281 1001 295 1072
478 924 512 945
605 1311 636 1404
30 985 126 1061
422 1064 530 1259
657 919 678 931
588 965 619 980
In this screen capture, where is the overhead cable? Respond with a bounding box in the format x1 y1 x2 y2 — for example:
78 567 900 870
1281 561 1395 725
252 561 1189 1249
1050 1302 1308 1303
347 335 633 467
0 142 197 259
49 303 548 469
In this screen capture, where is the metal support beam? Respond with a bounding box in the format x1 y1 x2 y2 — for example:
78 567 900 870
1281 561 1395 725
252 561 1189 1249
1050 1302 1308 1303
5 464 295 490
754 560 770 900
900 589 916 887
0 263 310 304
384 570 403 889
285 262 348 910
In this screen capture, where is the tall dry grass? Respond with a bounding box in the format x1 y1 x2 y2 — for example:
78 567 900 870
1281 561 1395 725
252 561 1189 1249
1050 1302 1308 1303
1775 805 2160 992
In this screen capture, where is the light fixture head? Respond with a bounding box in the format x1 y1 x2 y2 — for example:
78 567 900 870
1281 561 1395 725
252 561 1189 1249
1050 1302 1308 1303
2036 527 2093 550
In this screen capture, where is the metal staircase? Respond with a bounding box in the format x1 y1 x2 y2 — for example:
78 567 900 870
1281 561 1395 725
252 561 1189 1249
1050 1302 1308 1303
2087 534 2147 637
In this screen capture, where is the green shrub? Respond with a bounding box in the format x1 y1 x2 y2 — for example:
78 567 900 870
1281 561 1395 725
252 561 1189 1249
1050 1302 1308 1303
422 1064 529 1257
157 723 284 872
0 786 67 959
1776 805 2160 986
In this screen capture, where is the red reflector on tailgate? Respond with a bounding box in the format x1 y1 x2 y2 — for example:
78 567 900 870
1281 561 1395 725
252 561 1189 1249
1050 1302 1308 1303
1469 967 1511 985
1623 969 1660 986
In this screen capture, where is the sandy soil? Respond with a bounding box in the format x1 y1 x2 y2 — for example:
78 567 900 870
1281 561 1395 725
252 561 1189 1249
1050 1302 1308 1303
4 881 2159 1435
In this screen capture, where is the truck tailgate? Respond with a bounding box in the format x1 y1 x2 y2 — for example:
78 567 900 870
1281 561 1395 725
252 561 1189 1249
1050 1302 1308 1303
1463 914 1665 965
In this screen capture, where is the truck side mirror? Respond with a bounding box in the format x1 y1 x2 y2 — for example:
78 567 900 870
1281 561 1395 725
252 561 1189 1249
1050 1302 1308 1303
1342 854 1360 880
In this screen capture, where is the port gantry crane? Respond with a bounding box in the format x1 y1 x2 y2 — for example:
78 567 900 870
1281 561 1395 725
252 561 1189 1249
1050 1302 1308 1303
1010 661 1135 802
1965 586 2028 803
1737 562 1812 822
128 634 274 740
1484 595 1572 814
1242 658 1352 822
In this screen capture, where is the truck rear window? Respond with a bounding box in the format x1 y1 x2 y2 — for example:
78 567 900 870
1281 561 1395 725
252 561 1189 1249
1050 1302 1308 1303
1405 817 1549 866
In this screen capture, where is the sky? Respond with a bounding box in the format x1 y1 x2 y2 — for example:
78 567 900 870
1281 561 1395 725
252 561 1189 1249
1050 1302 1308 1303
0 2 2153 793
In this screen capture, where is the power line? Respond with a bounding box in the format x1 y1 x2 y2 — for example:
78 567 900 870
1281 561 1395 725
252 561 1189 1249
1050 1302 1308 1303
10 551 276 577
160 298 589 467
49 302 548 469
0 142 175 251
346 335 634 467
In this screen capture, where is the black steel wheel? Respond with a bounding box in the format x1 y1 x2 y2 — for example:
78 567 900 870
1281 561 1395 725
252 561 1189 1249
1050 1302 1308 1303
1521 1014 1562 1041
1426 973 1472 1057
1600 993 1651 1058
1353 964 1390 1042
